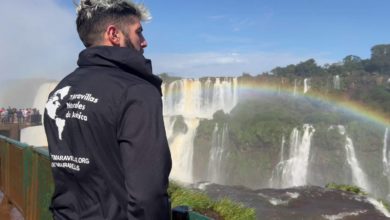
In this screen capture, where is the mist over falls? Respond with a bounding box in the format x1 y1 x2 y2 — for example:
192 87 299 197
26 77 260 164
162 76 390 202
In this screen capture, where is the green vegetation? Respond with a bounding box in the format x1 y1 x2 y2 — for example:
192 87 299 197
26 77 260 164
326 183 390 213
168 182 256 220
263 44 390 116
379 199 390 212
213 199 256 220
325 182 367 195
270 44 390 77
159 73 182 83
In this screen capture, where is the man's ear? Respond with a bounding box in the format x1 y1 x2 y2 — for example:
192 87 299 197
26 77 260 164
105 25 121 46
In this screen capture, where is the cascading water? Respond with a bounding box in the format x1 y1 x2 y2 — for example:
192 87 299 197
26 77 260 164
207 123 229 184
163 78 238 119
337 126 371 192
163 78 238 183
383 128 390 199
382 128 389 175
303 78 311 93
293 79 297 96
333 75 340 90
269 125 315 188
269 135 286 187
345 137 371 191
166 118 199 183
280 135 286 161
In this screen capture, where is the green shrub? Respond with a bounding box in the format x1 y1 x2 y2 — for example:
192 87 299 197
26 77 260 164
325 182 367 195
213 198 256 220
169 182 256 219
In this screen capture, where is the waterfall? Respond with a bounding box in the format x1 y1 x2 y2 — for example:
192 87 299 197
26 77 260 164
337 126 371 191
345 136 371 191
269 125 315 188
333 75 340 90
269 135 286 187
303 78 311 93
383 128 390 199
283 124 315 186
293 79 297 96
163 77 239 183
280 135 286 161
383 128 389 175
163 78 238 119
167 118 199 183
163 79 202 118
163 117 177 141
207 123 229 184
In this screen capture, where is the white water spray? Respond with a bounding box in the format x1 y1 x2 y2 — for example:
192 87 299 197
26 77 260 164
337 126 371 192
382 128 390 199
163 78 238 119
163 78 239 183
208 123 229 184
280 135 286 161
269 135 286 187
166 118 199 183
304 78 311 93
333 75 340 90
382 128 390 176
382 128 389 175
270 124 315 188
293 79 297 96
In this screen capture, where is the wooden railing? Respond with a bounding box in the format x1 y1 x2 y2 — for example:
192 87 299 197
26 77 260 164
0 135 53 220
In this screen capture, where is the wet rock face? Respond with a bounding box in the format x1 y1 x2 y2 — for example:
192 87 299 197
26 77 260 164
195 183 390 220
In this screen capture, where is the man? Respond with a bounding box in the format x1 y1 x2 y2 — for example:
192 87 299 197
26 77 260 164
44 0 172 219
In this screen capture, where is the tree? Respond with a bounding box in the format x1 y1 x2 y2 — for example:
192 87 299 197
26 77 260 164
271 64 296 77
295 59 322 77
369 44 390 75
342 55 364 74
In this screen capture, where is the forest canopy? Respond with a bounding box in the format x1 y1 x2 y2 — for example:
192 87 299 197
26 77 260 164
270 44 390 77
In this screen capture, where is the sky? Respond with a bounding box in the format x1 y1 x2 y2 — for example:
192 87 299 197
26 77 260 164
1 0 390 81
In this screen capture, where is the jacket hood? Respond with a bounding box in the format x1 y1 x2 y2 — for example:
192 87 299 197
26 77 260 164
77 46 162 92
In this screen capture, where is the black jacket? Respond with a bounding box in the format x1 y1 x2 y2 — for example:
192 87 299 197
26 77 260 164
44 46 172 220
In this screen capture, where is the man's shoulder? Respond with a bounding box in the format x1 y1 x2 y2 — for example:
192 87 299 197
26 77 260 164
53 67 161 102
71 66 154 86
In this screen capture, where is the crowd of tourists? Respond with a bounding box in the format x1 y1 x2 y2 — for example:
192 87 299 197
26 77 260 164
0 107 42 125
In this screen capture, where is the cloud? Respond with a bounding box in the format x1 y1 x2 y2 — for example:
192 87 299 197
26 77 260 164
148 51 334 78
0 0 83 81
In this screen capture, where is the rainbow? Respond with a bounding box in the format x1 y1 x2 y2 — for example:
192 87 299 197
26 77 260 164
239 81 390 127
162 78 389 127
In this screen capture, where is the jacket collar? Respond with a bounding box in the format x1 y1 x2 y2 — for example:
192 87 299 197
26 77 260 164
77 46 162 93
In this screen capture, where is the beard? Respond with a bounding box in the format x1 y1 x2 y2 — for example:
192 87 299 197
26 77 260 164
124 34 143 54
124 34 133 49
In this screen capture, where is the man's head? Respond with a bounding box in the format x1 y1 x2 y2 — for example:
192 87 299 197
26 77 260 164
75 0 151 53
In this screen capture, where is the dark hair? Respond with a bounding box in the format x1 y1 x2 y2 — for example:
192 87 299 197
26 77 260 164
75 0 150 47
